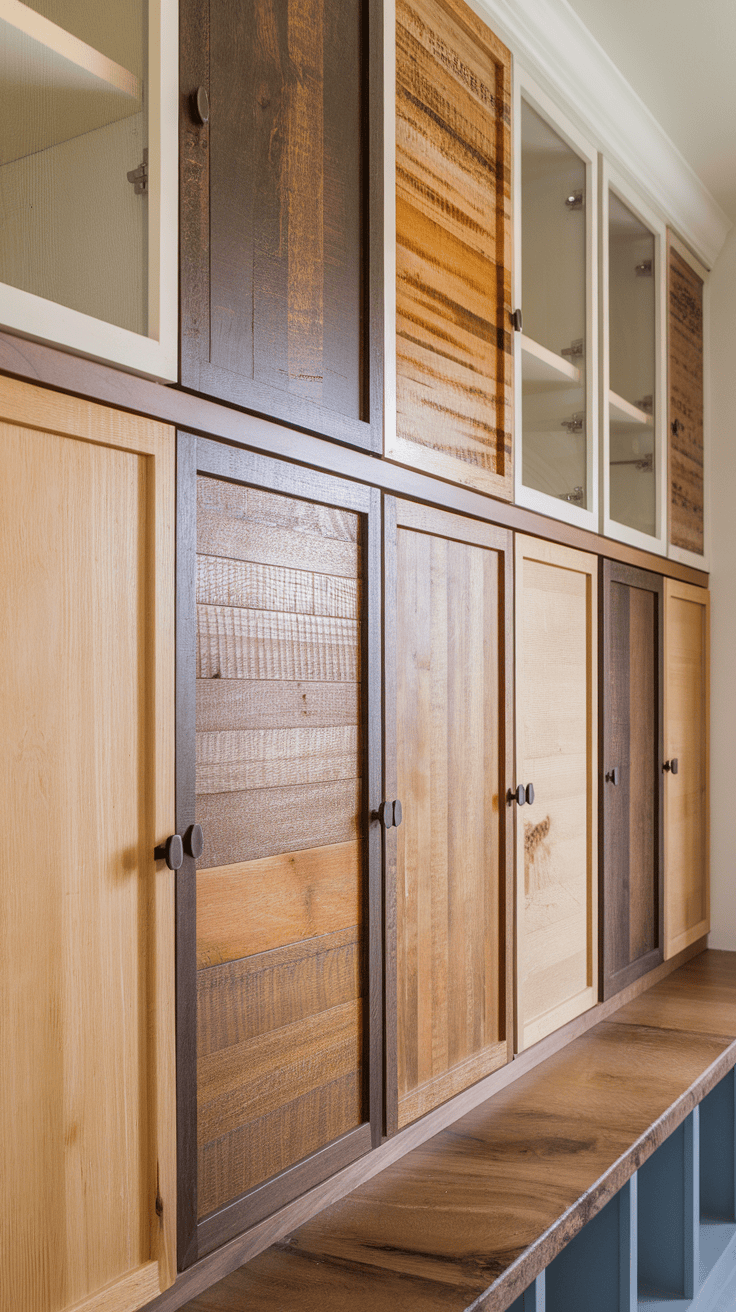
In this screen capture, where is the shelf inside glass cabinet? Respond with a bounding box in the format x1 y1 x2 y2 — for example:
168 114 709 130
521 334 582 389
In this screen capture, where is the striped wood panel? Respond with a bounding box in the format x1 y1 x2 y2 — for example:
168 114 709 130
395 521 507 1126
391 0 513 499
195 477 365 1216
668 240 704 557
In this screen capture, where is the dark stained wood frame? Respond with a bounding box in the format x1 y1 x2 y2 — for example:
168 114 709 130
179 0 384 455
381 497 515 1134
599 559 665 1001
175 434 384 1267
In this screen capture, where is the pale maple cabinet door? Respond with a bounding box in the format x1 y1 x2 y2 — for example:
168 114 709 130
0 379 176 1312
384 498 514 1131
663 579 710 958
514 535 598 1050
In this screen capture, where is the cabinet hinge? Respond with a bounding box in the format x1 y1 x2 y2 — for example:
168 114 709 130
560 485 584 504
127 148 148 195
561 338 584 359
565 190 584 210
635 258 653 277
561 412 584 433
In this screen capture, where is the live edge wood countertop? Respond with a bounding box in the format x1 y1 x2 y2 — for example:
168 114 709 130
181 950 736 1312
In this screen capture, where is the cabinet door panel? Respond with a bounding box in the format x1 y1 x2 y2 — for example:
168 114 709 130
0 380 175 1312
390 0 514 498
515 537 598 1050
177 442 382 1263
600 562 664 999
668 234 705 562
664 580 709 958
180 0 382 451
386 499 513 1130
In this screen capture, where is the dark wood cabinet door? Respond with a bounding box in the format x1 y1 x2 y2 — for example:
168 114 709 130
600 561 664 1000
668 233 706 563
180 0 383 451
175 436 383 1266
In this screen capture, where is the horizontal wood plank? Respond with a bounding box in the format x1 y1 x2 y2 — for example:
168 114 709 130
195 779 362 869
197 556 360 618
196 842 361 966
196 679 360 732
196 606 360 681
196 726 359 795
197 478 360 542
197 511 359 578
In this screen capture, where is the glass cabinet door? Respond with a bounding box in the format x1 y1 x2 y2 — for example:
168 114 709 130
514 75 598 528
603 166 667 553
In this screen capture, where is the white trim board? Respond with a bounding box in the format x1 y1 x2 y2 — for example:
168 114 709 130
465 0 731 271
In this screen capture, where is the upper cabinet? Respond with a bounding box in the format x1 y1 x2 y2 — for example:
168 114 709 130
179 0 384 451
667 233 708 569
0 0 178 379
388 0 514 499
514 74 598 530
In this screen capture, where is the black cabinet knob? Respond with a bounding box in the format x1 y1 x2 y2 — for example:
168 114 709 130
192 86 210 125
380 799 403 829
525 783 535 806
507 785 526 806
154 834 184 870
605 767 620 786
663 758 679 775
511 308 523 332
184 823 204 859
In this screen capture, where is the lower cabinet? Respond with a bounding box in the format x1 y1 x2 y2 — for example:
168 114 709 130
600 561 664 999
664 578 710 958
384 499 514 1129
514 535 598 1050
0 379 176 1312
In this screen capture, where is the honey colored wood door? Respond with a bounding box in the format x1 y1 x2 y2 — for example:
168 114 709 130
668 233 706 564
390 0 514 498
180 0 383 452
600 561 664 1000
515 536 598 1051
176 439 382 1262
386 499 513 1131
0 379 175 1312
664 580 710 958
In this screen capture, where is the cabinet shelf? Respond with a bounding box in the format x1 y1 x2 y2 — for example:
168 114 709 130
521 334 582 389
609 388 654 429
0 0 142 165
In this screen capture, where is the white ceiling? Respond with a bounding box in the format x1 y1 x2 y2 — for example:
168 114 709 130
563 0 736 221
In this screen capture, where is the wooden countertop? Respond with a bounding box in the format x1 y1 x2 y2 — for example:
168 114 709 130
182 950 736 1312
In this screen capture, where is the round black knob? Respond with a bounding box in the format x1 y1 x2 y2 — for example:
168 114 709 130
663 758 679 775
184 823 204 859
605 767 620 786
507 785 526 806
525 783 535 806
393 799 402 828
154 834 184 870
192 86 210 125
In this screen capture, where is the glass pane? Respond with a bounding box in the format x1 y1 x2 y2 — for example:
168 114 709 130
521 100 587 509
0 0 148 335
608 191 656 537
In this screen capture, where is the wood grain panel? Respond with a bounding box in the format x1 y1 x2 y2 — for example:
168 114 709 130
196 606 360 681
628 586 657 962
392 0 513 499
515 537 598 1051
198 478 360 543
197 842 361 967
668 238 705 557
0 384 175 1311
664 581 710 958
197 515 359 578
395 517 508 1126
198 926 361 1054
196 725 358 793
196 678 359 732
197 556 360 618
196 779 361 869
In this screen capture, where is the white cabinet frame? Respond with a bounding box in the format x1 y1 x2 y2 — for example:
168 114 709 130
0 0 178 382
513 67 599 532
600 159 668 555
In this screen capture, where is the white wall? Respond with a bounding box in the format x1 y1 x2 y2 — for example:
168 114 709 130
707 225 736 945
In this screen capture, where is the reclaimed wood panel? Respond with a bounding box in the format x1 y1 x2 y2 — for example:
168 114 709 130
0 383 175 1311
391 0 513 499
197 842 361 967
394 507 510 1126
664 581 710 958
195 477 365 1216
515 537 598 1051
668 237 705 557
600 562 664 1000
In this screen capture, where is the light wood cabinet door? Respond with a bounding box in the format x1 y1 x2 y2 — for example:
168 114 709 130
515 536 598 1050
664 580 710 958
600 561 664 999
390 0 514 498
0 379 175 1312
385 499 514 1131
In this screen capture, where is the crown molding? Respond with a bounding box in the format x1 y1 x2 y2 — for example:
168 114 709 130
469 0 731 269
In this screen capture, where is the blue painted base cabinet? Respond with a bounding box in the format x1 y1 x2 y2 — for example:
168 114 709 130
510 1069 736 1312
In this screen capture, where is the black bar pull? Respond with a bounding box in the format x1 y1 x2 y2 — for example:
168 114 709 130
525 783 535 806
184 823 204 859
663 758 679 775
605 767 620 786
192 86 210 125
154 834 184 870
507 785 526 806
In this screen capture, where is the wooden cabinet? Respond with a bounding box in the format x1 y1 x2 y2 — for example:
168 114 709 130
668 233 708 569
599 561 664 999
514 536 598 1050
664 579 710 958
390 0 514 498
180 0 383 451
0 379 176 1312
384 499 513 1128
175 437 383 1262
